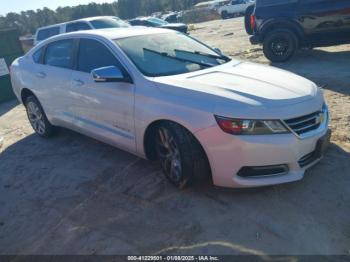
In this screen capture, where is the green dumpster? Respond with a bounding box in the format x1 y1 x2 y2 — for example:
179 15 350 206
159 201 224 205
0 28 24 103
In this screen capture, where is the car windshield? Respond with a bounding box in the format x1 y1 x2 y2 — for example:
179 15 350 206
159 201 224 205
90 17 130 29
148 17 168 26
114 32 230 77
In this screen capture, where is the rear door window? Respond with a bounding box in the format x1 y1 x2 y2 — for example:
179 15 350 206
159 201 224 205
66 22 92 33
44 39 75 69
77 38 121 73
37 27 60 41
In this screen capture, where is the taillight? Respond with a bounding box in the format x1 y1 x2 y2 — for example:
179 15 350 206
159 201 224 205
250 15 255 30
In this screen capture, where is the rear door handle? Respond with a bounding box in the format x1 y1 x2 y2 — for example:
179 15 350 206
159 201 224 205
72 79 84 86
36 72 46 78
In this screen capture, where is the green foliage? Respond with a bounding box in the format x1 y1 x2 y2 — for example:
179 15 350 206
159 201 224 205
0 0 202 35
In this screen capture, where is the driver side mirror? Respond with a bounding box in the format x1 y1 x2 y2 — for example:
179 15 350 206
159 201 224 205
92 66 131 83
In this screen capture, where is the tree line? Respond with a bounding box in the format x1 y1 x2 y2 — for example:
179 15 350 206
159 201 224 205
0 0 202 35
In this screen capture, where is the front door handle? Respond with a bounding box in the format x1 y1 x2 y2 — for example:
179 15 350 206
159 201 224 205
36 72 46 78
72 79 84 86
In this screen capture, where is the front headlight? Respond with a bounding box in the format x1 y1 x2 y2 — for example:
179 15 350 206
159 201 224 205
215 115 290 135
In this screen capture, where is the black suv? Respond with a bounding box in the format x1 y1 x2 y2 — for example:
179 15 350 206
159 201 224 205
247 0 350 62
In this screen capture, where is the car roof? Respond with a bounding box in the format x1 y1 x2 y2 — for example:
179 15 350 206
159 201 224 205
45 27 173 42
130 17 149 21
36 16 120 31
29 27 173 56
73 16 120 22
130 16 163 21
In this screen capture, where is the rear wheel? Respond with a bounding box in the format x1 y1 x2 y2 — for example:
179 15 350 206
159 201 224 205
155 122 210 189
25 96 55 138
263 29 298 62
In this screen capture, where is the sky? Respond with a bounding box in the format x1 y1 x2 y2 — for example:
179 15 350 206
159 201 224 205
0 0 116 16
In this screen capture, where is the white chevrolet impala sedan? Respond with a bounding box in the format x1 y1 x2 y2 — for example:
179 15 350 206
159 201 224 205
10 28 331 189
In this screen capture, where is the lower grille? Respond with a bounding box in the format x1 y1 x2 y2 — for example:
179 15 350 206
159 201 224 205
284 111 323 136
237 165 289 178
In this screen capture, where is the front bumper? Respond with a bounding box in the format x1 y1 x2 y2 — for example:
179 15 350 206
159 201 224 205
195 113 330 188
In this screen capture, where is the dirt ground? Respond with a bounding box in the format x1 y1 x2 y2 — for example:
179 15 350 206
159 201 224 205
0 18 349 255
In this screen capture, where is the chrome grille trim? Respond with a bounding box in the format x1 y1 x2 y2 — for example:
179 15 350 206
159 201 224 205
282 106 329 139
286 113 320 127
293 122 320 133
284 111 321 135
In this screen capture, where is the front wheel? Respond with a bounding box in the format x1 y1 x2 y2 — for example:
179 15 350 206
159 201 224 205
263 29 298 62
155 122 210 189
25 96 55 138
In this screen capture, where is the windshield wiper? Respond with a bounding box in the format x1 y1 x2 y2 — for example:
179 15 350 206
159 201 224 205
174 49 231 62
143 48 215 68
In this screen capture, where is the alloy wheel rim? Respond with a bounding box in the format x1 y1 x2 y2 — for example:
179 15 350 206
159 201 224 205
27 102 46 135
271 38 289 57
156 127 182 183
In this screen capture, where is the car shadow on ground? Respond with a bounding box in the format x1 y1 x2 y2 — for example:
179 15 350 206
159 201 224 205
0 99 19 117
0 128 349 254
272 48 350 96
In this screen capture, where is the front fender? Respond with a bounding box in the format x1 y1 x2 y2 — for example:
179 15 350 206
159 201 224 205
133 84 217 157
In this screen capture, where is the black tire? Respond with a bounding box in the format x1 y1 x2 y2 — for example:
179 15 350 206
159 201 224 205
263 29 298 62
221 11 229 20
155 122 210 189
25 96 55 138
245 5 255 35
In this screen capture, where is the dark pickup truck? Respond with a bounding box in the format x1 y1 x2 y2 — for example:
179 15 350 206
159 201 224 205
246 0 350 62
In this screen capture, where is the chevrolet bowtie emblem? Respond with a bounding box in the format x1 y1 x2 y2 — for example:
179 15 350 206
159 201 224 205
316 113 324 124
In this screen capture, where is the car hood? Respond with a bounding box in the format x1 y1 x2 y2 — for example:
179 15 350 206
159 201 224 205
154 60 324 119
